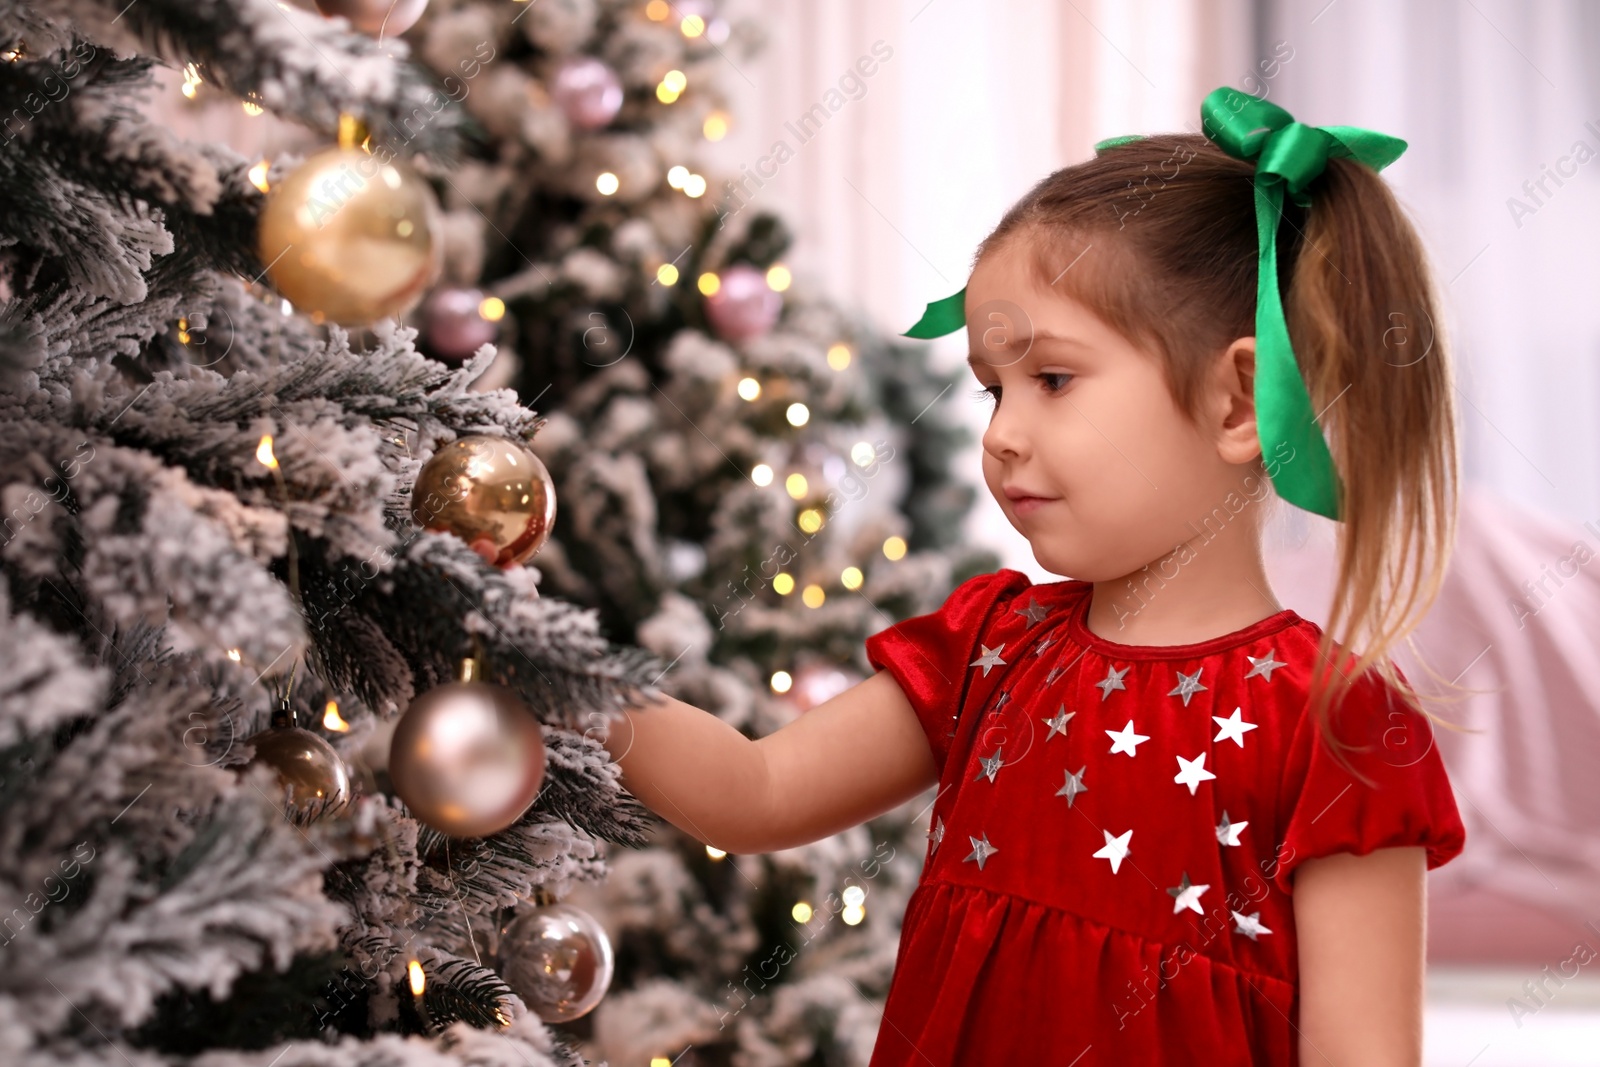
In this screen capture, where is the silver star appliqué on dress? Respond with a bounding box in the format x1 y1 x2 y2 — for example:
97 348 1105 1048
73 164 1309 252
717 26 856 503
1093 828 1132 874
1232 910 1273 940
1095 664 1129 700
929 815 945 852
1014 597 1050 625
1168 668 1207 706
1213 706 1258 748
1045 665 1066 685
970 643 1007 677
1167 872 1209 915
1244 649 1286 681
1216 810 1248 847
1106 720 1150 757
1174 752 1217 795
964 833 998 870
1042 705 1076 741
1056 765 1088 807
1032 634 1057 656
975 747 1006 783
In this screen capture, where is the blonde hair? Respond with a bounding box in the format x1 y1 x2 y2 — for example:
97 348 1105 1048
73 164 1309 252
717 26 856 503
977 133 1464 776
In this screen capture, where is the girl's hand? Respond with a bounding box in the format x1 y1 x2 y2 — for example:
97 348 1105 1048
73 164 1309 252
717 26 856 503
1293 846 1426 1066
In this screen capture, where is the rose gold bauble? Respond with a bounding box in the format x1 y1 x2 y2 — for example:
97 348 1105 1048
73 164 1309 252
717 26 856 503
313 0 429 37
247 725 352 824
498 902 614 1022
257 145 443 326
410 434 556 567
388 679 546 837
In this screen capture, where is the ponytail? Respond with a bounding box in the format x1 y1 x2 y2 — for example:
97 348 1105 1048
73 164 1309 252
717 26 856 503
1283 156 1463 773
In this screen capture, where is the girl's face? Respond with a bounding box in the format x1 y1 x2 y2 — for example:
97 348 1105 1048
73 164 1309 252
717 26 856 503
965 238 1265 582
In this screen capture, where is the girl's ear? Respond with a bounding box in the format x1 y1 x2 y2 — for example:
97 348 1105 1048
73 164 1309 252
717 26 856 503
1211 336 1261 465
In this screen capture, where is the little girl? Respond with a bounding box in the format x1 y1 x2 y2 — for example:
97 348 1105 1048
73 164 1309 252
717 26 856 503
601 87 1467 1066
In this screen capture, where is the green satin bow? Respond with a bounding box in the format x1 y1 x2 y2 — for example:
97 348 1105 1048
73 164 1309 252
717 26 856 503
901 86 1408 522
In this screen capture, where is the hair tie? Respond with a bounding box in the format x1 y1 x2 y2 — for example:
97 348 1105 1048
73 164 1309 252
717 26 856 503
902 86 1409 522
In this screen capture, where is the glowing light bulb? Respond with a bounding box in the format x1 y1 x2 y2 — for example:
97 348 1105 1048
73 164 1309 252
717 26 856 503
478 296 505 321
737 377 761 401
408 960 425 996
765 264 792 291
255 435 278 470
883 536 907 561
698 271 721 296
786 402 810 427
703 111 730 141
667 165 690 189
841 566 863 590
656 263 680 286
323 700 350 732
798 508 824 534
771 670 792 693
801 583 825 607
751 463 773 486
785 473 808 499
773 573 794 595
680 13 705 36
706 845 727 859
596 171 620 195
248 159 271 193
826 342 852 370
792 901 813 922
683 174 707 198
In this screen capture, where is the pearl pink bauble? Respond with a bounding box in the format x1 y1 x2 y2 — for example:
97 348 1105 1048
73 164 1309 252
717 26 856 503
550 56 623 131
787 663 862 712
420 286 500 364
704 264 781 343
389 680 546 838
314 0 429 37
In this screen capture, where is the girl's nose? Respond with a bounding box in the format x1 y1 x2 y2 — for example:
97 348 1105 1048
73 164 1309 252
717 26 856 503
982 399 1030 461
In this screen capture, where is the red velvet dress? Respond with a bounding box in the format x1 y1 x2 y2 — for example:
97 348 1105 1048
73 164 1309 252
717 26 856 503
862 569 1466 1066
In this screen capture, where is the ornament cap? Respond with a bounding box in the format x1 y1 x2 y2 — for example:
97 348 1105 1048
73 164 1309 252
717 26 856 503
459 657 480 683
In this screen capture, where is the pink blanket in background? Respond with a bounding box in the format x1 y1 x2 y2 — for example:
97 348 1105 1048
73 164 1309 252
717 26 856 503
1264 485 1600 963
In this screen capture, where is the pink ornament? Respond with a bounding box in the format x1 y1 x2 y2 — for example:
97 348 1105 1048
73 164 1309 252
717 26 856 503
420 286 499 364
704 264 781 343
313 0 429 37
787 663 862 713
551 57 624 132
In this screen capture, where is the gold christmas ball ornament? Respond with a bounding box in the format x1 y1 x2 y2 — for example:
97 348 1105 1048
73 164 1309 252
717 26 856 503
389 659 547 838
497 901 614 1022
246 721 353 824
257 144 443 326
410 434 556 568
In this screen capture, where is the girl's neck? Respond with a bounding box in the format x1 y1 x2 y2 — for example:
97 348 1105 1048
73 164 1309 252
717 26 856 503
1082 523 1283 648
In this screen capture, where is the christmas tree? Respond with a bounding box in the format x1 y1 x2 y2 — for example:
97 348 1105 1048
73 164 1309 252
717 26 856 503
0 0 991 1064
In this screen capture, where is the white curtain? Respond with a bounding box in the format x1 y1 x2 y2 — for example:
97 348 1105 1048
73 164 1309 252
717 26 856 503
1263 0 1600 526
712 0 1252 568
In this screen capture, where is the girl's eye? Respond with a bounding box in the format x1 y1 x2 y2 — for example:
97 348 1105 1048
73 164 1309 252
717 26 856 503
970 374 1072 407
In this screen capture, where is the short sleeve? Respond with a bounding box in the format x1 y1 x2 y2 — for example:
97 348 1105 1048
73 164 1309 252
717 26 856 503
864 569 1029 776
1272 665 1467 894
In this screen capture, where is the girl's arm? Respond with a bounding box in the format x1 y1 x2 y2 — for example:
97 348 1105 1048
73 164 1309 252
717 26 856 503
1293 845 1427 1066
600 670 940 855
